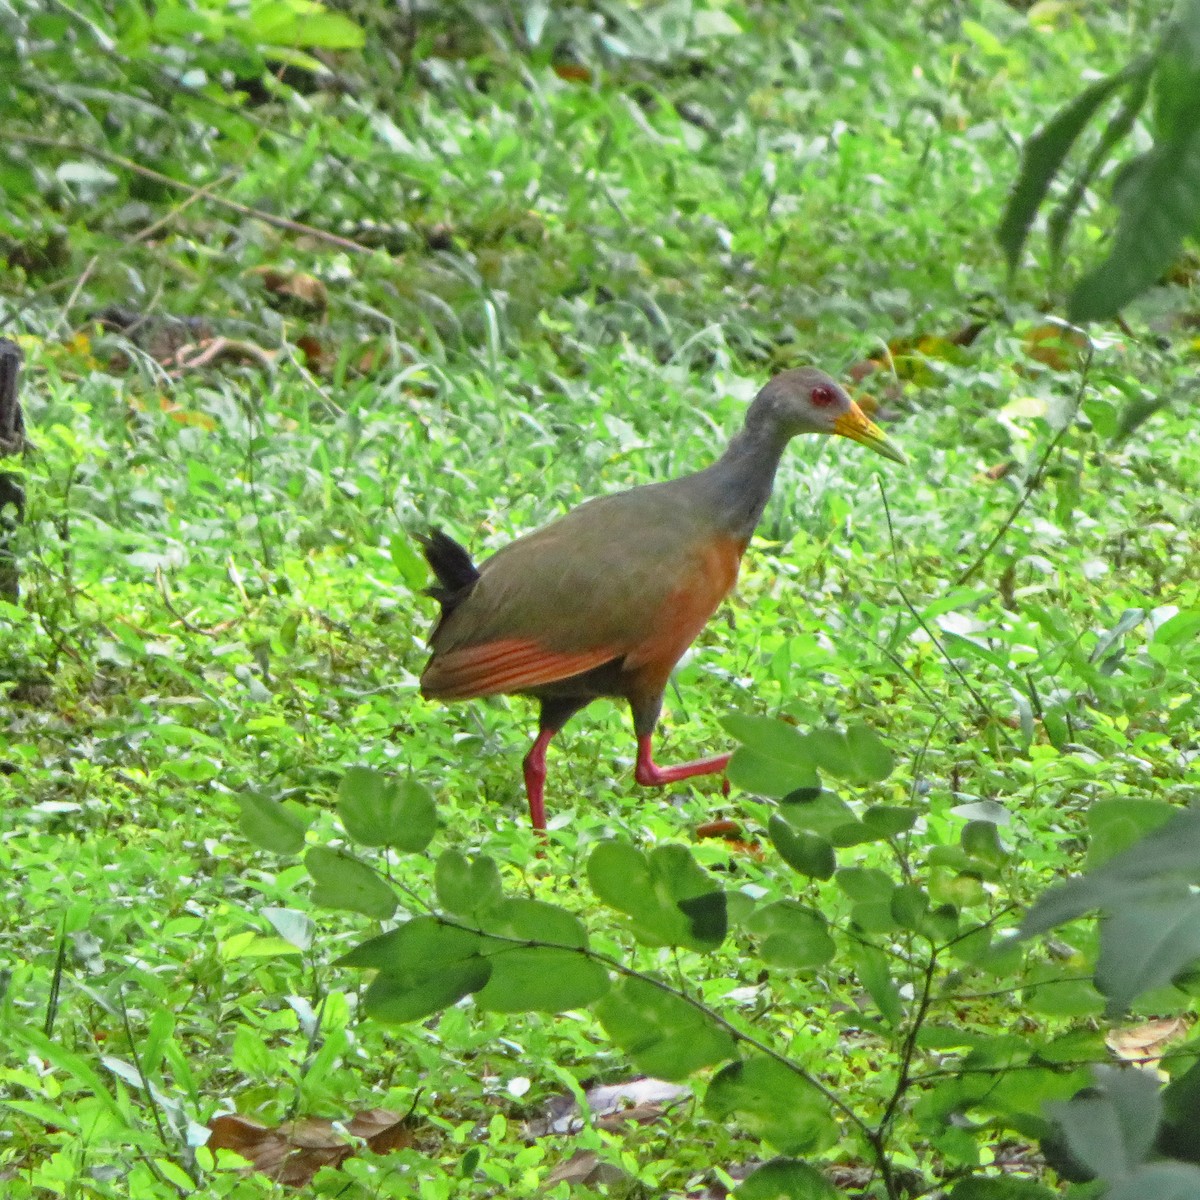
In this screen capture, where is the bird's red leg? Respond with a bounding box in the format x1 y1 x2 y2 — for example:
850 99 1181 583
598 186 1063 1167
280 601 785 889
634 734 732 787
522 728 557 831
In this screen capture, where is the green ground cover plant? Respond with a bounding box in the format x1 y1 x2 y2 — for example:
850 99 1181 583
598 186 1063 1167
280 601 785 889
3 1 1200 1197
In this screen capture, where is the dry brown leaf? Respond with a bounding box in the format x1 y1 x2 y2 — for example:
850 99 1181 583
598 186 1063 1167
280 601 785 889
207 1107 414 1187
252 266 329 311
158 396 218 431
1019 324 1089 373
544 1150 627 1188
355 340 393 375
165 337 279 375
695 819 743 840
694 820 763 858
1106 1017 1189 1069
526 1077 690 1139
553 62 593 83
982 461 1017 482
294 332 331 375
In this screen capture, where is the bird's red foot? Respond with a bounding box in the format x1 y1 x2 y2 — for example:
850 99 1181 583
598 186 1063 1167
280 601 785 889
523 728 555 832
634 735 732 787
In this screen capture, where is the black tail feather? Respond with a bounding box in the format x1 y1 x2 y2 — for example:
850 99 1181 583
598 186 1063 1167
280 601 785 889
416 529 480 618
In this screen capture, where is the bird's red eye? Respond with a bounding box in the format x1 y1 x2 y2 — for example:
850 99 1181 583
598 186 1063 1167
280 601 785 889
811 385 836 407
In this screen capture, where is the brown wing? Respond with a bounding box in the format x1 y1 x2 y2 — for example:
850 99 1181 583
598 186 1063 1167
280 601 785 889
420 483 743 700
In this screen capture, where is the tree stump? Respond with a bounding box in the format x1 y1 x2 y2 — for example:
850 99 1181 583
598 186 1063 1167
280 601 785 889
0 339 26 602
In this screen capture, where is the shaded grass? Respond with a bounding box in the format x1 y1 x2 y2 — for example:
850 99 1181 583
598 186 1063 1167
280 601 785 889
3 1 1200 1196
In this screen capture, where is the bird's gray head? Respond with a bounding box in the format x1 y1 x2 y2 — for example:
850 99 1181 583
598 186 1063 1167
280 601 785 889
745 367 908 465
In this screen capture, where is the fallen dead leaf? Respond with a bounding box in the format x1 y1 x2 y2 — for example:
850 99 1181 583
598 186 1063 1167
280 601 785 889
207 1107 414 1187
158 396 218 431
526 1076 691 1138
1019 323 1089 373
553 62 593 83
355 340 394 375
1106 1017 1189 1070
848 322 983 386
295 332 331 375
164 337 279 376
695 819 742 840
252 266 329 311
694 820 764 858
544 1149 627 1188
981 461 1017 482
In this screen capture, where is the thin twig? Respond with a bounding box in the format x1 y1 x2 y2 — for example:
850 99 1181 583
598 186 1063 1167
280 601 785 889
430 916 873 1140
55 253 100 334
955 341 1095 586
116 988 194 1194
9 132 379 257
878 481 1004 734
876 950 939 1142
129 170 239 246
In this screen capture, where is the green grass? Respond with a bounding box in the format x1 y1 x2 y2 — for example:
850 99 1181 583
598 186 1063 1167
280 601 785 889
3 1 1200 1197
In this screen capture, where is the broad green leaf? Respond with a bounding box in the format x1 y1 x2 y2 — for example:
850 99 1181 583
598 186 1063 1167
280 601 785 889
475 948 609 1013
803 729 855 778
242 0 364 49
1089 608 1145 665
746 902 835 970
337 767 436 851
1159 1052 1200 1165
705 1056 838 1155
364 959 490 1023
721 714 813 764
835 868 894 904
220 932 302 960
768 817 835 880
1153 609 1200 647
890 885 929 931
337 916 482 971
844 723 895 782
152 5 225 37
1085 800 1176 869
480 898 587 947
948 1178 1057 1199
735 1158 838 1199
1070 101 1200 321
262 907 313 951
305 848 396 918
728 747 817 798
851 901 899 934
595 975 736 1081
932 872 988 909
777 791 856 837
236 793 307 854
922 904 961 943
1096 891 1200 1014
862 806 916 837
1105 1163 1200 1200
831 809 914 847
390 536 428 589
435 850 504 917
588 841 726 951
998 60 1149 269
828 820 870 847
723 715 819 796
852 944 903 1025
1023 969 1105 1019
1047 69 1152 268
962 821 1007 866
1046 1067 1160 1181
1021 807 1200 938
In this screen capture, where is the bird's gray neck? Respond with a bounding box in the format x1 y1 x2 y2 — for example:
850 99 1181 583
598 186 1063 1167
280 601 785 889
686 421 790 544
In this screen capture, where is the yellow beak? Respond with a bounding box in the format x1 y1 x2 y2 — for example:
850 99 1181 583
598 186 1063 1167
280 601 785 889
833 402 908 466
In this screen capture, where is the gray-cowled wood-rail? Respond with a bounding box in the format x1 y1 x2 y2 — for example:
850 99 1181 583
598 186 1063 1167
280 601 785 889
419 368 906 831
